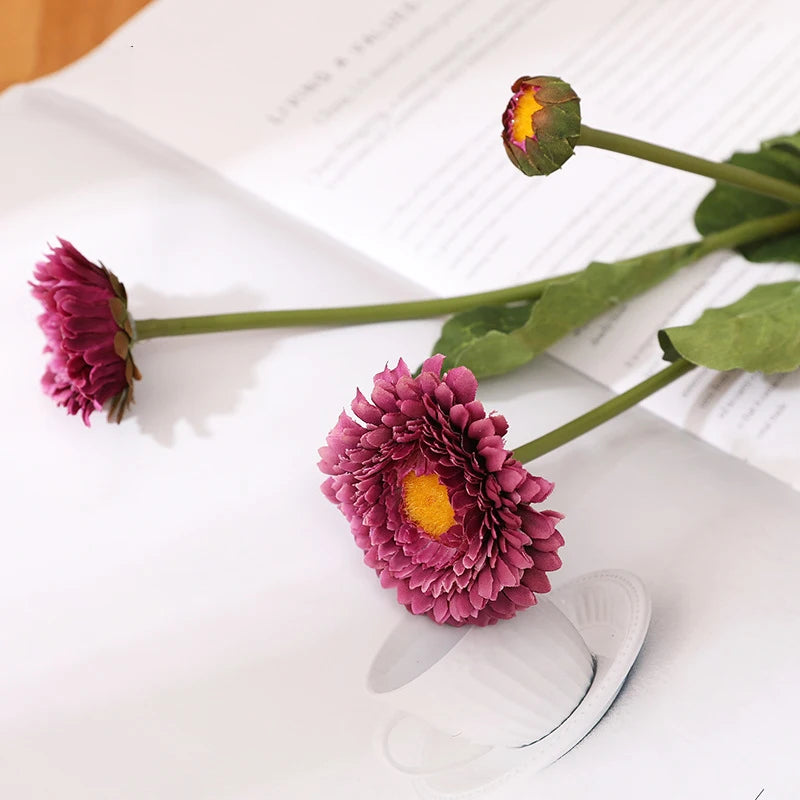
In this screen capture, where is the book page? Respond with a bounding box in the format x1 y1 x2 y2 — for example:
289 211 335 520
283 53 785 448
43 0 800 488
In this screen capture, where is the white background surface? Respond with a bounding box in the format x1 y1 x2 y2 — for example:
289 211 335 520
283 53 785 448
1 0 800 796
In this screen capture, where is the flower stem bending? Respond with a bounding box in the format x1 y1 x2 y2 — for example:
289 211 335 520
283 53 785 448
578 125 800 207
513 358 696 463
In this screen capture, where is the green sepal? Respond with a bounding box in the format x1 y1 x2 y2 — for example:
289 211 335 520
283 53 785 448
532 77 579 105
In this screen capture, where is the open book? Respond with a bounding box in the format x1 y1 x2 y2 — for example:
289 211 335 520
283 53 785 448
40 0 800 490
2 1 799 799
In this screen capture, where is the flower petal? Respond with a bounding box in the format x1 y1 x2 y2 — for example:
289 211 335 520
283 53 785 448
318 356 563 627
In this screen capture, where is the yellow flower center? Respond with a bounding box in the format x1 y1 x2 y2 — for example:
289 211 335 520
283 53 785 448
510 87 543 144
402 472 456 539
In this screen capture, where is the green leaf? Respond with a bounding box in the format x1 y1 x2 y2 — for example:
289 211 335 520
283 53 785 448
433 304 534 374
434 242 704 379
695 134 800 263
764 132 800 155
658 281 800 373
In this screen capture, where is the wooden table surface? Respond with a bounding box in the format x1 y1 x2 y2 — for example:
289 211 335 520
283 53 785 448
1 0 151 92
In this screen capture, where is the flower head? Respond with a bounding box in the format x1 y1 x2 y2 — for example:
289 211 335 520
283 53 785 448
31 240 140 425
502 76 581 176
318 356 564 626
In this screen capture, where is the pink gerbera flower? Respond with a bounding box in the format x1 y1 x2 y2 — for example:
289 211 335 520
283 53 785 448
318 356 564 626
31 239 141 425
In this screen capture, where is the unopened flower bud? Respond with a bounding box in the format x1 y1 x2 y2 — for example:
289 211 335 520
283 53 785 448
502 76 581 176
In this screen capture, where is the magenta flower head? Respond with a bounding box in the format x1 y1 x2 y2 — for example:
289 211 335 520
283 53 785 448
502 76 581 176
31 240 141 425
318 356 564 626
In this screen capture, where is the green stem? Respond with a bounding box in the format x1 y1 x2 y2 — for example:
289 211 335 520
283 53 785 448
667 208 800 258
134 274 574 340
513 358 696 463
578 125 800 207
134 209 800 342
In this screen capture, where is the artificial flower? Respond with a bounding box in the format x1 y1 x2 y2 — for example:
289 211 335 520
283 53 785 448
502 75 581 175
318 356 564 626
31 239 140 425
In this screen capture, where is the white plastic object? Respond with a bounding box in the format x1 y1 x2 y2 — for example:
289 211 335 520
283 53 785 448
367 597 595 752
372 570 651 797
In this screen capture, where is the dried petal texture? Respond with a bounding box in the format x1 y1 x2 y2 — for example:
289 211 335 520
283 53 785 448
31 240 140 425
319 357 564 626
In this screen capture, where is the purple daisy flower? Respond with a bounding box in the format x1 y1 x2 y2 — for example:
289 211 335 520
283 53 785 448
318 356 564 627
31 240 141 425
